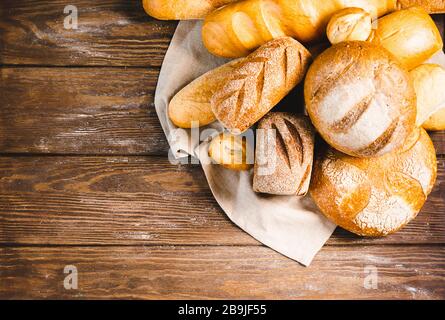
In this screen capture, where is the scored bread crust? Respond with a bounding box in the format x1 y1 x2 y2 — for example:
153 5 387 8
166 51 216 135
304 41 417 158
253 113 315 196
168 59 244 128
211 37 311 134
310 128 437 237
397 0 445 13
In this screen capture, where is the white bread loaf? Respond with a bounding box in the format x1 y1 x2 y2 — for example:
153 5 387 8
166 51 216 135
304 41 417 158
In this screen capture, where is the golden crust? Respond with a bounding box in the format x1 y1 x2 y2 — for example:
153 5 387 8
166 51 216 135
304 41 417 158
211 37 311 134
208 133 253 171
310 128 437 237
371 6 443 70
142 0 236 20
168 59 243 128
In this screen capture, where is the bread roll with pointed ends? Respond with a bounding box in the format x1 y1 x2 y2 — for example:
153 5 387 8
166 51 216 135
304 41 417 158
310 128 437 237
327 8 372 45
410 64 445 131
211 37 312 134
371 6 443 70
168 59 243 128
253 113 315 196
202 0 398 58
208 133 253 171
142 0 236 20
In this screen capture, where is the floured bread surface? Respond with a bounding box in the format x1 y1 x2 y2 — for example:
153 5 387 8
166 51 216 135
211 37 312 133
304 41 417 158
310 128 437 236
253 113 315 196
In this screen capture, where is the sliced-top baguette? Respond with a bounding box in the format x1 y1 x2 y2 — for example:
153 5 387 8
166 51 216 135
211 37 312 134
253 113 315 196
168 59 244 128
142 0 236 20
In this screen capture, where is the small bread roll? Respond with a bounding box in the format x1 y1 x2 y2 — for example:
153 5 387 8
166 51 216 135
168 59 243 128
327 8 372 45
208 133 253 171
371 6 443 70
304 41 417 158
410 64 445 131
310 128 437 237
211 37 312 133
253 113 315 196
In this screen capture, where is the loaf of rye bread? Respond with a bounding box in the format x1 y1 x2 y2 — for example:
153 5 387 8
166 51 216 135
211 37 312 134
253 113 315 196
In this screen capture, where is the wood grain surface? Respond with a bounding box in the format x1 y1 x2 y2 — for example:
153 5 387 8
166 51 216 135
0 156 444 246
0 0 444 300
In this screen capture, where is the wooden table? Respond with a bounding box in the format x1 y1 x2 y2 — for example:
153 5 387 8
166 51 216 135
0 0 444 300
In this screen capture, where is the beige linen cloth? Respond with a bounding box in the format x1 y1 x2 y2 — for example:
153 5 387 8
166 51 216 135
154 20 445 266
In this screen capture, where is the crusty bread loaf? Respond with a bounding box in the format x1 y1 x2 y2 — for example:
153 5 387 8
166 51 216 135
326 8 372 45
310 127 437 237
208 132 253 171
397 0 445 14
253 113 315 196
169 59 243 128
202 0 399 58
211 37 311 134
142 0 236 20
371 6 443 70
304 41 417 158
410 64 445 131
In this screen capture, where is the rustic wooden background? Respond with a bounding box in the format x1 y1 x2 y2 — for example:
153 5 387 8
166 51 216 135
0 0 444 299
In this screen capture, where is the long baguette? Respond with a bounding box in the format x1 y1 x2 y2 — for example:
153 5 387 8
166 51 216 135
142 0 236 20
398 0 445 13
202 0 399 58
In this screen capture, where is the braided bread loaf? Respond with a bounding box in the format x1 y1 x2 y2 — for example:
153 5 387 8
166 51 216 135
211 37 311 133
310 128 437 236
304 41 416 158
253 113 315 196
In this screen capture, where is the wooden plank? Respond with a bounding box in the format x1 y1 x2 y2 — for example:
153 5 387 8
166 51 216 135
0 156 443 246
0 67 169 155
0 245 444 299
0 0 176 67
0 2 442 67
1 66 444 155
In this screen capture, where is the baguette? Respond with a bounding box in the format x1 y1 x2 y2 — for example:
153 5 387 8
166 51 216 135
371 6 443 70
202 0 399 58
168 59 244 128
310 128 437 237
211 37 312 133
253 113 315 196
142 0 236 20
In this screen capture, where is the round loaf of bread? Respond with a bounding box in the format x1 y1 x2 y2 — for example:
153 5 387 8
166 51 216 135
310 128 437 237
305 41 417 158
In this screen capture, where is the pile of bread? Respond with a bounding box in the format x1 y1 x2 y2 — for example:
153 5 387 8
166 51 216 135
144 0 445 237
